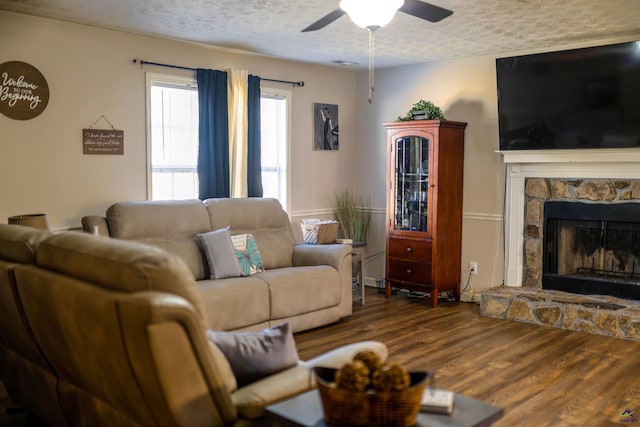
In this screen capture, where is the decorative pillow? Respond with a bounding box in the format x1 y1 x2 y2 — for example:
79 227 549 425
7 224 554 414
206 322 299 387
230 233 264 276
197 227 243 279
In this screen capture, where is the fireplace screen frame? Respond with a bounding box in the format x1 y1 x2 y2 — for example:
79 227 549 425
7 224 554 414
543 201 640 300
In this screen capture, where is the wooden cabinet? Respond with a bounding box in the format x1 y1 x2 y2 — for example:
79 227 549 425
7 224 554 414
384 120 467 307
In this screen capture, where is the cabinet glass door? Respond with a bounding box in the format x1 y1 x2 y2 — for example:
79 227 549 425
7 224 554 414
393 135 429 232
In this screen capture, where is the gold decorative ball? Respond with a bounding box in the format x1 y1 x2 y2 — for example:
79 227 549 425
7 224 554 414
352 350 382 374
372 363 410 392
335 360 371 391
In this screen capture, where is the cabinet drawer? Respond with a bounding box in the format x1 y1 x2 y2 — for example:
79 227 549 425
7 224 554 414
388 260 431 283
388 238 431 262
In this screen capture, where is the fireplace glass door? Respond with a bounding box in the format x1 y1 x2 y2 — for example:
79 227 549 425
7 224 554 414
545 219 640 280
543 201 640 299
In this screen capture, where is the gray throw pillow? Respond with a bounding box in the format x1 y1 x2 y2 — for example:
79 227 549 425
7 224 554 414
206 322 299 387
197 227 243 279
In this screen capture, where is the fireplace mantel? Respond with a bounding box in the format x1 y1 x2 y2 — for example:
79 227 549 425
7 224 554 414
501 148 640 287
500 148 640 165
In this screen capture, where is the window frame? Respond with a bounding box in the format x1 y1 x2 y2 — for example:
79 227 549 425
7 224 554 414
144 73 291 211
145 72 199 200
260 86 292 213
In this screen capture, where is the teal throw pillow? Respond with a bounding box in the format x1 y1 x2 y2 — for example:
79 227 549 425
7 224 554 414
231 233 264 276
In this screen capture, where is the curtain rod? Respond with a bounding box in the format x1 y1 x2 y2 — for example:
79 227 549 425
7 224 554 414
132 58 305 87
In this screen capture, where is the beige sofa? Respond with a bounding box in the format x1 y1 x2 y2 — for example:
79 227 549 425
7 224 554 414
83 198 352 333
0 223 387 426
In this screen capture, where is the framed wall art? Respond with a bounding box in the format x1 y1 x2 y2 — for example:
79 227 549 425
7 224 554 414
313 103 339 151
0 61 49 120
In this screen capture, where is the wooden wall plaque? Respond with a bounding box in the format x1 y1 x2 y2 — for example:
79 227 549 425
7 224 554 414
82 129 124 155
0 61 50 120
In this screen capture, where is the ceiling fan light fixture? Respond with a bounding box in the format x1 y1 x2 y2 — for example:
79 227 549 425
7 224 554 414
339 0 403 30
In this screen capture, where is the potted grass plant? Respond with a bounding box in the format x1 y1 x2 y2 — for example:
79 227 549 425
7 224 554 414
333 190 373 244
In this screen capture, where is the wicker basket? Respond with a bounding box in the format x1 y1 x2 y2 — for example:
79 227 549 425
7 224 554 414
301 220 339 244
314 367 430 427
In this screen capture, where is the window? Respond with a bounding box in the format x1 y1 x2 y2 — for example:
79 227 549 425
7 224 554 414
146 74 290 210
260 89 290 210
147 74 199 200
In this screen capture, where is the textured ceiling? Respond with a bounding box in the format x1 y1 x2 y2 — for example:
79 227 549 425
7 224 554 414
1 0 639 69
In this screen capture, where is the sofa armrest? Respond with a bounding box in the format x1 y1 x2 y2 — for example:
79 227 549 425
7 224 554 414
302 340 388 369
232 341 387 420
292 243 351 270
118 292 237 425
292 244 353 317
81 216 109 236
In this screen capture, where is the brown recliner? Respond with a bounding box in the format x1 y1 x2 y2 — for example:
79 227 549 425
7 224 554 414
0 224 68 426
2 227 387 426
14 231 236 426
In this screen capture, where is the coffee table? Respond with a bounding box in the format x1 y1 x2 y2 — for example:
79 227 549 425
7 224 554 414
265 389 503 427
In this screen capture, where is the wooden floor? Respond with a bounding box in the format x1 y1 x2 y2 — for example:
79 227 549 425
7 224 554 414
2 288 639 426
295 288 640 427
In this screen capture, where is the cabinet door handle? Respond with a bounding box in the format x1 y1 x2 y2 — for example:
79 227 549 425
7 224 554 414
406 269 412 274
406 247 413 252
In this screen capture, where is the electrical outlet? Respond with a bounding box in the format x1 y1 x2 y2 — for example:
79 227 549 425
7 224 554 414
469 261 478 275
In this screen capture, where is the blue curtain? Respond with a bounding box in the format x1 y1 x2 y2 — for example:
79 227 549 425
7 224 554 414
197 68 229 199
247 75 263 197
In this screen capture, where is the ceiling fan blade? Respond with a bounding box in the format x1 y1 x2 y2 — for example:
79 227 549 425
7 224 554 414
400 0 453 23
301 8 346 32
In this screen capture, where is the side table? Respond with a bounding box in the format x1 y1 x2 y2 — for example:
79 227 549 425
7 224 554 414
351 242 366 305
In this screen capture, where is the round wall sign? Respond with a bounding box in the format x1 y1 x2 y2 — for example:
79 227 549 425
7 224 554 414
0 61 50 120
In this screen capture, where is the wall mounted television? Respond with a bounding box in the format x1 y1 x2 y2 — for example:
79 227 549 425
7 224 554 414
496 40 640 150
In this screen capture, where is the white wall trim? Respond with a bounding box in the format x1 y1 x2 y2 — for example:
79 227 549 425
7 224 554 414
499 148 640 164
289 208 335 219
463 212 503 222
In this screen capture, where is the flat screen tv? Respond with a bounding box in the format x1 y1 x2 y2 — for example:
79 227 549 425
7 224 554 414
496 41 640 150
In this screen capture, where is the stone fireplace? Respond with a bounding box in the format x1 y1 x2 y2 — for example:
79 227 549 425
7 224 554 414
525 179 640 300
479 149 640 341
501 148 640 291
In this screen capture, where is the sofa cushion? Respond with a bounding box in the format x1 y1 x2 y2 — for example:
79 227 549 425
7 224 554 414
204 198 296 270
206 323 298 387
138 236 207 281
35 232 208 327
197 227 243 279
107 199 211 240
0 224 52 264
230 234 264 276
197 277 270 331
256 266 342 318
106 200 212 280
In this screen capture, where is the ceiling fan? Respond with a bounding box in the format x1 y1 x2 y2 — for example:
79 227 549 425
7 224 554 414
301 0 453 33
301 0 454 103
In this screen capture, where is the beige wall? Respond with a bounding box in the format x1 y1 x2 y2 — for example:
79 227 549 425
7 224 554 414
353 36 638 294
0 11 358 230
3 10 637 295
349 56 504 294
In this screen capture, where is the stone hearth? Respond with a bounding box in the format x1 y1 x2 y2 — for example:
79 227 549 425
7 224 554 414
480 287 640 341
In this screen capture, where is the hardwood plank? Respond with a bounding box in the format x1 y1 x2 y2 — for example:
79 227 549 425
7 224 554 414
295 288 640 427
